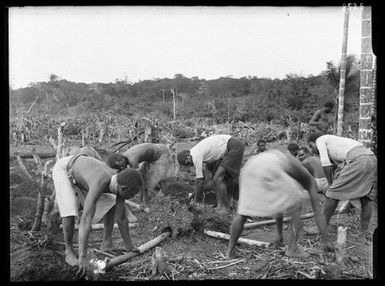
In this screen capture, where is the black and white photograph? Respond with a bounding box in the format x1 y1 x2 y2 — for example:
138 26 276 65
9 5 378 281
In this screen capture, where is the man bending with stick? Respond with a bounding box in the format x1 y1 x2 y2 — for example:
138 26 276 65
227 150 332 258
52 151 144 278
177 134 244 214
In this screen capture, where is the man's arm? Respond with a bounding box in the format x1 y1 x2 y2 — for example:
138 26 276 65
301 161 315 177
309 110 328 130
115 195 139 252
316 139 333 185
285 157 331 251
77 189 99 278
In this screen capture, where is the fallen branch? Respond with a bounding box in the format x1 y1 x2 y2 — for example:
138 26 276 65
204 229 270 248
297 270 315 279
105 227 172 269
206 259 245 270
244 208 354 230
202 259 241 264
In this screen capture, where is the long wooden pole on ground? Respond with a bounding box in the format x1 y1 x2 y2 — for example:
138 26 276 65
243 207 353 230
105 229 172 269
204 229 270 248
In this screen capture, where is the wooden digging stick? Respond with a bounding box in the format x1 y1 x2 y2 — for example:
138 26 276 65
204 229 270 248
105 227 172 269
243 208 354 230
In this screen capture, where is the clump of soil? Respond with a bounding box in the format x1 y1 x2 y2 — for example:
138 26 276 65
145 196 194 238
188 202 232 233
11 246 78 281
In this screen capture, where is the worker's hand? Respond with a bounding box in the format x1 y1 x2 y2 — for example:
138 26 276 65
76 258 88 280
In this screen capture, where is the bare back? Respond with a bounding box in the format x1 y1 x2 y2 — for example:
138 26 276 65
71 156 115 197
309 109 330 133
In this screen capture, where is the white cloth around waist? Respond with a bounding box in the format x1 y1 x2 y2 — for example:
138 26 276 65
52 155 117 223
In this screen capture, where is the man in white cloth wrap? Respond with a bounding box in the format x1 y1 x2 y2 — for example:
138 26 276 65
227 150 332 258
52 147 144 278
177 134 244 214
308 132 377 235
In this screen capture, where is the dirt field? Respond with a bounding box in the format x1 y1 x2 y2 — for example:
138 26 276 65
10 140 377 281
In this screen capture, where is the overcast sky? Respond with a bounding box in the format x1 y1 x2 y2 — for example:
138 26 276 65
9 6 365 89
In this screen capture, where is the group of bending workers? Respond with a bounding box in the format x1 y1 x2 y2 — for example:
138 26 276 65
52 104 377 277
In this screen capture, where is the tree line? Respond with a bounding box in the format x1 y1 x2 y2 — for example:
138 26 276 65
10 55 360 138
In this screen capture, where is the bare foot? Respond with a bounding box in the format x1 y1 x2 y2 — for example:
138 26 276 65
100 241 114 252
227 247 241 259
271 237 284 247
285 246 310 258
65 249 78 266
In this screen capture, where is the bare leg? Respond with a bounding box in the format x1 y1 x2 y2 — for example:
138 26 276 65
323 197 338 226
227 214 247 258
285 204 309 258
100 206 115 251
62 216 78 266
213 165 230 214
274 213 284 245
359 197 372 233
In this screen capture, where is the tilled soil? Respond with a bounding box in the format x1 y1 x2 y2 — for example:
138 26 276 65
9 142 377 281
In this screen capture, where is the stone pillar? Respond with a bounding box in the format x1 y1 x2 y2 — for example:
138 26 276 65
358 6 375 148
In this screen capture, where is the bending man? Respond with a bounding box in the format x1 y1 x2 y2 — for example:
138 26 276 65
123 143 176 208
52 151 144 278
309 100 335 134
177 134 244 214
227 150 331 258
308 132 377 234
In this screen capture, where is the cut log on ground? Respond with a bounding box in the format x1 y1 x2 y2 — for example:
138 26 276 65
10 152 57 159
105 227 172 270
59 223 138 230
243 208 355 230
204 229 270 248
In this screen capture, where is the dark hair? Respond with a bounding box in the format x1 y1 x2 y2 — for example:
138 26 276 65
299 146 310 154
308 131 324 143
177 150 190 165
287 143 299 152
107 153 129 170
257 139 266 145
323 100 335 109
116 168 144 199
